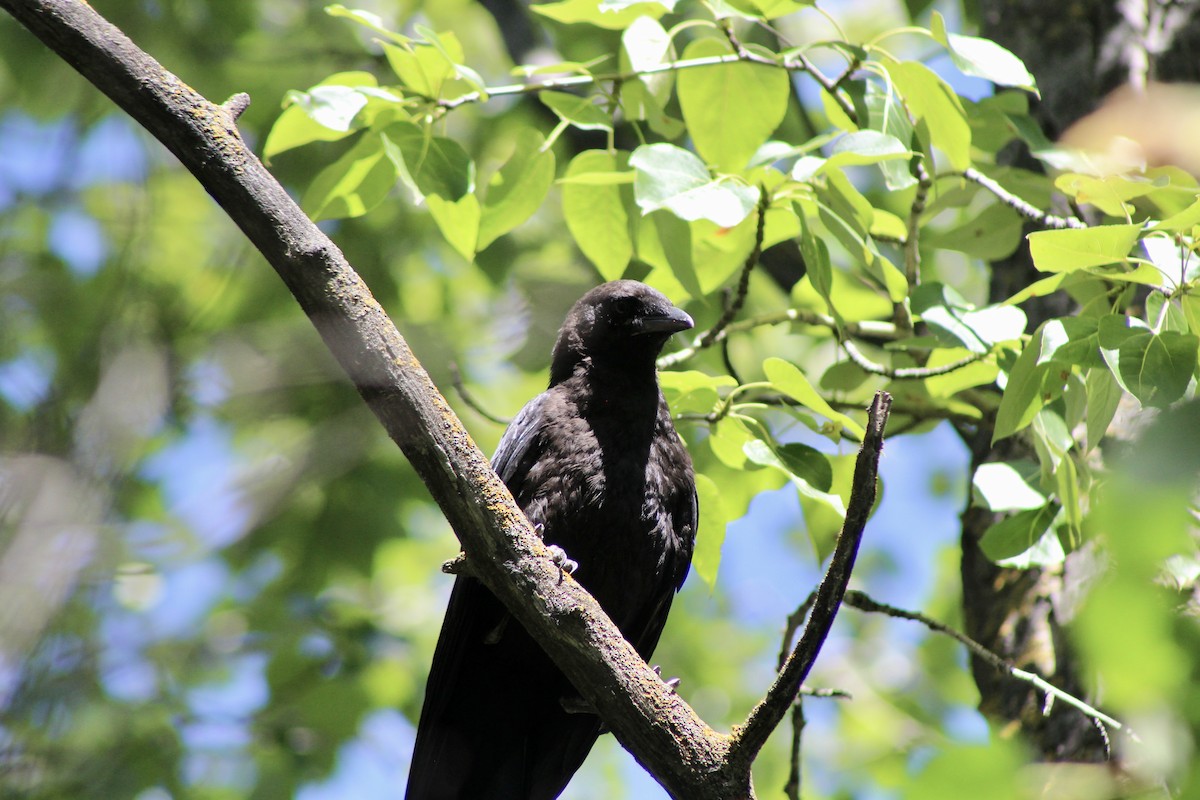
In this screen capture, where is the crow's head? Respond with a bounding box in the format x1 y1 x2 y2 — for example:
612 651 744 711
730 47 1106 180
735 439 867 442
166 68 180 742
550 280 693 383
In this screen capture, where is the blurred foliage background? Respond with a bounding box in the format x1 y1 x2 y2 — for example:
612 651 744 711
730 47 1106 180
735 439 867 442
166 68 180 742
1 1 1198 799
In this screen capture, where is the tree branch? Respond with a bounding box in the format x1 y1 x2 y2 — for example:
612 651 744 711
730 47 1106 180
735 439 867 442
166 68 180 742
435 27 858 122
841 590 1136 743
659 310 899 369
960 167 1087 230
840 338 987 379
727 391 891 770
0 2 744 797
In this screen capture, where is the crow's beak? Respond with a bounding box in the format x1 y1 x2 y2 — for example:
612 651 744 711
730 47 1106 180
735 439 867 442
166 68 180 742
633 306 694 335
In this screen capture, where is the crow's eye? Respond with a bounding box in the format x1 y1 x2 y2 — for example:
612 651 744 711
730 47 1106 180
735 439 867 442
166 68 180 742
613 296 640 317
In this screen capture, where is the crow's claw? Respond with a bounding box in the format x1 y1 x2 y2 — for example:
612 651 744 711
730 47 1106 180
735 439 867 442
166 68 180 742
652 665 681 694
546 544 578 582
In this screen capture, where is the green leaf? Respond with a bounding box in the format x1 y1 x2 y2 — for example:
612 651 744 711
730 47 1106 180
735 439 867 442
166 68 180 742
930 11 1038 93
562 150 636 280
676 38 789 172
972 461 1045 511
1001 272 1068 306
864 82 918 190
557 171 636 186
979 502 1064 566
659 370 736 415
1054 453 1082 550
825 130 913 168
762 356 867 439
797 207 837 325
619 16 674 119
265 73 382 160
1026 223 1142 272
532 0 669 28
302 131 399 220
1153 197 1200 232
1055 173 1162 217
1084 366 1122 452
384 122 474 201
325 5 408 43
708 416 758 468
743 439 834 493
923 202 1023 260
477 131 555 251
992 323 1072 443
885 60 971 171
903 741 1028 800
539 90 613 131
692 473 729 588
426 193 481 261
798 453 860 561
637 210 702 299
1116 330 1199 408
382 41 456 99
912 283 1026 353
630 144 760 227
1039 316 1104 367
744 439 846 560
413 25 486 93
710 0 812 18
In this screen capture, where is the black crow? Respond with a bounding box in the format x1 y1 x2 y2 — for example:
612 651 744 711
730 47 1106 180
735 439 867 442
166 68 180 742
405 280 698 799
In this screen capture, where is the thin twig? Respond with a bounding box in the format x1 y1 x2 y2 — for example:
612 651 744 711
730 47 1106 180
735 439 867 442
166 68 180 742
719 328 743 385
840 590 1138 743
658 310 898 369
722 21 858 125
434 33 858 120
448 361 510 425
960 167 1087 230
841 338 987 379
728 391 892 770
696 189 769 351
784 699 805 800
897 160 931 331
778 590 817 671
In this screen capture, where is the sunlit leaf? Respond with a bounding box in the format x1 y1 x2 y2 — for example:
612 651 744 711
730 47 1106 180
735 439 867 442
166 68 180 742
972 461 1045 511
762 357 866 439
930 11 1038 93
303 130 399 220
539 90 613 131
1115 330 1199 408
477 131 555 251
677 38 789 172
562 150 636 279
659 370 736 415
630 144 760 227
531 0 668 29
885 60 972 171
1027 223 1142 272
692 473 729 587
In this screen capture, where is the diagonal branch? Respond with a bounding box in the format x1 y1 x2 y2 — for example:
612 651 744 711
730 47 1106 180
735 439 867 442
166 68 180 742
0 2 743 797
727 391 892 770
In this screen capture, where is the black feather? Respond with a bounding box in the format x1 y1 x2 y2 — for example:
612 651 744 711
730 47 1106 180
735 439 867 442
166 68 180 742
405 280 697 800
